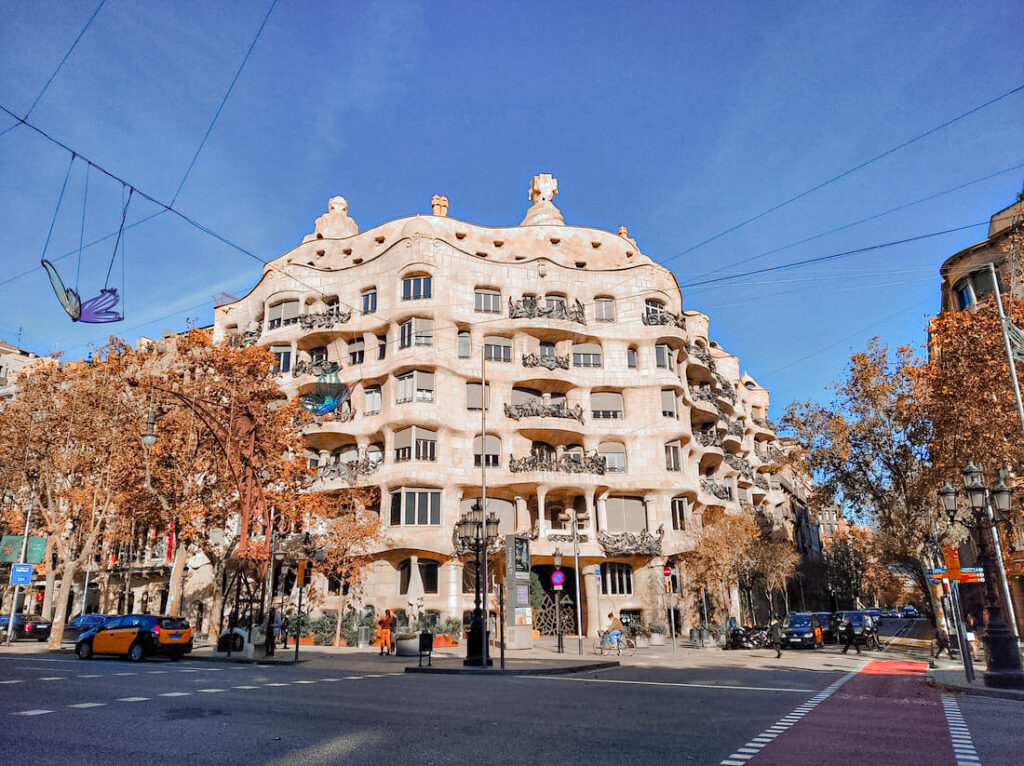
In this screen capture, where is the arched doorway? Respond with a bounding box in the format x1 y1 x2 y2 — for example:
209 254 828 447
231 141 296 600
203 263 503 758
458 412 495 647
530 564 578 636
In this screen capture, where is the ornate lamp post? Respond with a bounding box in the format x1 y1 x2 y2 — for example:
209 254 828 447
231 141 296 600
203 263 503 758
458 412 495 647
938 462 1024 689
558 508 588 653
553 547 563 653
458 501 499 666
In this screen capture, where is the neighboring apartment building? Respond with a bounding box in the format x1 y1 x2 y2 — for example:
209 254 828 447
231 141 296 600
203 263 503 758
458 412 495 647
937 196 1024 637
209 175 790 638
0 338 38 400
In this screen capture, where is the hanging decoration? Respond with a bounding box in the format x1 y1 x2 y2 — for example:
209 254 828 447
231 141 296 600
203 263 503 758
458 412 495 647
300 368 350 415
39 154 129 324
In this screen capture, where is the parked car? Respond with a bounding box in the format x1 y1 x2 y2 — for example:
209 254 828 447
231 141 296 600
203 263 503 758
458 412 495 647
900 605 919 618
0 614 52 641
864 607 883 626
76 614 193 662
837 611 879 649
813 612 839 643
782 613 823 649
65 613 111 641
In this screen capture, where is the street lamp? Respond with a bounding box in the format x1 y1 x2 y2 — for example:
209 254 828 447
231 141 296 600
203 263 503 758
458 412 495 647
558 508 588 654
141 408 157 447
939 465 1024 689
458 501 499 666
553 547 563 653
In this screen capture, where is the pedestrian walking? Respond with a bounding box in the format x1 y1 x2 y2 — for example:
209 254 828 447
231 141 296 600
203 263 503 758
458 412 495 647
377 610 394 656
965 614 979 660
281 611 290 649
932 627 953 659
841 617 861 654
769 618 784 658
264 608 277 657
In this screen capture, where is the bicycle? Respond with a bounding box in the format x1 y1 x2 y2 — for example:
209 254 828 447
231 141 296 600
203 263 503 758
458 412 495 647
594 630 636 657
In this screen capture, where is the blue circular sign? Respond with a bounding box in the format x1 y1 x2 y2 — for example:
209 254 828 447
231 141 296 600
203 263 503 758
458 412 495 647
551 570 565 587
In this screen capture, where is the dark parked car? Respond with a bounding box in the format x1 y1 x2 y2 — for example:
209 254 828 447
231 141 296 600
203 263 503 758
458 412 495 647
900 605 919 618
813 612 839 643
0 614 52 641
782 613 823 649
837 611 879 649
65 613 111 641
76 614 193 662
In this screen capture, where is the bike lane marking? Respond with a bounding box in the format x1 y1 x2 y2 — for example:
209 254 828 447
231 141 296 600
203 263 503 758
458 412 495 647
723 660 957 766
941 694 980 765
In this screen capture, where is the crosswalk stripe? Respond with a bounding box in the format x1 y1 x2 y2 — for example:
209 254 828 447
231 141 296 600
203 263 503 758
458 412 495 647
116 697 149 702
68 702 106 708
12 709 53 716
159 692 191 697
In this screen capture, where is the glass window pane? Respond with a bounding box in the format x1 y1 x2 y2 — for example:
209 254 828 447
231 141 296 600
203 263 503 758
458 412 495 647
430 492 441 525
391 492 401 525
418 492 429 525
405 491 416 525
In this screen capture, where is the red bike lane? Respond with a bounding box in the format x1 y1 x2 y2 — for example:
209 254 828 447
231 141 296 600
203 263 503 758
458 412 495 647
721 661 966 766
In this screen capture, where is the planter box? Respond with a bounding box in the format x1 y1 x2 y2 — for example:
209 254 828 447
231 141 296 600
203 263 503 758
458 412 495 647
395 638 420 657
634 636 651 648
650 633 666 646
433 635 459 648
299 635 315 646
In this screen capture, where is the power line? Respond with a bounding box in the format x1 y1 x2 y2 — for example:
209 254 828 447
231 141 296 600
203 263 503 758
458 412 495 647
0 0 107 139
666 82 1024 265
171 0 279 205
681 221 988 289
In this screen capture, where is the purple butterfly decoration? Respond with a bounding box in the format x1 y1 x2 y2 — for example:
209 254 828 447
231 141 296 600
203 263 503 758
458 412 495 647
41 259 123 323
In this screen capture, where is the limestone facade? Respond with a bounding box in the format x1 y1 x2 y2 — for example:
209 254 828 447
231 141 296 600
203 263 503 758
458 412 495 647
214 175 788 636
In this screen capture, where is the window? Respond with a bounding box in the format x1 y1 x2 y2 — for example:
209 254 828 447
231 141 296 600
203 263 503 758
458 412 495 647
573 342 602 368
458 331 471 359
364 385 381 416
395 371 434 404
473 434 500 467
661 389 678 418
377 334 387 360
308 346 327 365
627 348 638 369
362 288 377 314
545 294 566 312
267 300 299 329
400 318 433 348
595 297 615 323
466 381 490 411
655 344 671 369
394 426 436 462
399 559 411 595
511 386 542 406
460 498 517 538
665 439 682 471
605 497 646 533
671 496 689 531
591 391 623 419
645 298 665 321
600 562 633 595
333 443 358 466
270 344 291 373
474 288 501 313
419 559 439 594
952 269 999 310
402 275 432 300
305 450 320 469
348 338 364 365
389 489 442 526
483 336 512 362
540 341 556 360
599 442 626 473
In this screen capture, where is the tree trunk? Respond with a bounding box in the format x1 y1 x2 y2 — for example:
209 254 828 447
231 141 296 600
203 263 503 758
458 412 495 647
208 559 226 643
47 560 77 650
334 588 346 646
166 546 188 617
41 537 57 620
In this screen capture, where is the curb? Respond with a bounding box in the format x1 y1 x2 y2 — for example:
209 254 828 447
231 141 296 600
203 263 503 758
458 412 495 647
926 672 1024 702
404 660 619 676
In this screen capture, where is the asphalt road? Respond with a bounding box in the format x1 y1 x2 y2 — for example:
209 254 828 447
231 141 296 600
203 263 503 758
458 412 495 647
0 647 1020 766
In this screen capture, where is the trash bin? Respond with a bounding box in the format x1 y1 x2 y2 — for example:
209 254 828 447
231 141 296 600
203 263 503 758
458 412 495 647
357 625 372 647
688 628 699 644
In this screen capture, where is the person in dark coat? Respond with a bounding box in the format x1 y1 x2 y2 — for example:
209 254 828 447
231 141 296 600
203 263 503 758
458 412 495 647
841 617 861 654
281 612 290 649
769 618 784 658
265 608 277 657
932 627 953 659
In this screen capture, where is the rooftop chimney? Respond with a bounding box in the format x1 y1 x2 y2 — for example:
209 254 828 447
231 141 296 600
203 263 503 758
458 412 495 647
431 195 449 217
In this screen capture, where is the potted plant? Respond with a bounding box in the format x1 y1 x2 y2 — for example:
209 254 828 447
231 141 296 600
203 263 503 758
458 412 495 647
433 617 462 648
649 622 668 646
628 622 652 648
394 632 419 656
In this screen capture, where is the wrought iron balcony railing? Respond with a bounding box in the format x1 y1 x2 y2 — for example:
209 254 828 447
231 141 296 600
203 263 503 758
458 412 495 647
695 430 722 448
504 401 585 423
700 478 732 500
522 353 570 370
292 359 341 378
509 296 586 325
316 453 383 483
597 526 664 556
642 309 686 329
508 450 605 475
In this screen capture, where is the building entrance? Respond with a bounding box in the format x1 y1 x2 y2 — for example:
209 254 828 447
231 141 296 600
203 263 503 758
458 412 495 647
531 565 581 636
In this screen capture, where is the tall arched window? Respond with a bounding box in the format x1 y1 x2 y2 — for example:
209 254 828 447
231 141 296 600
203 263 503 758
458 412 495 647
600 563 633 595
473 434 501 467
402 273 432 300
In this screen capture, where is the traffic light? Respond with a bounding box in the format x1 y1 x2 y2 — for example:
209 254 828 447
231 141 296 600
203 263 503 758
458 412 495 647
296 559 312 587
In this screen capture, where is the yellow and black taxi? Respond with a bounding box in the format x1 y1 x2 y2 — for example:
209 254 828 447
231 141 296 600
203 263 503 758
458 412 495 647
75 614 193 662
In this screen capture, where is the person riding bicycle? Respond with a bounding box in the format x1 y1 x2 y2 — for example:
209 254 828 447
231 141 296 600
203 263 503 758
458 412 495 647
606 613 624 648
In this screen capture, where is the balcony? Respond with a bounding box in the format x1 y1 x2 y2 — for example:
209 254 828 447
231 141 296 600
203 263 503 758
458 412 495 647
316 452 383 483
686 342 716 372
724 453 754 480
695 430 722 449
700 478 732 501
508 450 605 475
229 323 263 348
298 306 352 330
597 526 664 556
642 309 686 330
293 359 341 378
504 401 585 423
522 353 570 370
509 296 586 325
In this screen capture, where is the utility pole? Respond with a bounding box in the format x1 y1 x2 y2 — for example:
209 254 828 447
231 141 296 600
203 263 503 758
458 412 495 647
5 469 38 647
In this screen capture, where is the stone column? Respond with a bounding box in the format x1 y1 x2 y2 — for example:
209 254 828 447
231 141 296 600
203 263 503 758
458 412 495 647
583 492 596 537
537 487 548 536
446 559 463 619
583 565 600 638
596 493 609 533
514 495 530 532
643 493 658 532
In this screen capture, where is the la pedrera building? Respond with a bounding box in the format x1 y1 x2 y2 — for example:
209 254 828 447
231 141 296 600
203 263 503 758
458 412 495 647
214 174 787 638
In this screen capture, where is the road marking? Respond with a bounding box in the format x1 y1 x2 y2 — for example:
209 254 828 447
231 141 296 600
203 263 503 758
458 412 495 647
264 682 290 687
233 685 259 689
0 680 24 684
318 678 341 682
146 670 169 674
39 676 65 681
942 694 981 765
531 676 814 693
197 688 225 693
116 697 150 702
67 702 106 709
113 672 137 676
719 669 861 765
177 669 198 673
77 674 101 678
11 709 53 716
292 680 317 684
159 692 191 697
343 675 364 680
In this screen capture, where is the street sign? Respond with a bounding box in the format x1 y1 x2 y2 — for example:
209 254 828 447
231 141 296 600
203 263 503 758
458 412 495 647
9 563 33 585
594 565 600 579
0 536 46 564
551 570 565 591
663 566 672 578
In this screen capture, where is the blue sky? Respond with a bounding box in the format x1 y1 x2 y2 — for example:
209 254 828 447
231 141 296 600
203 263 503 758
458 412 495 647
1 0 1021 416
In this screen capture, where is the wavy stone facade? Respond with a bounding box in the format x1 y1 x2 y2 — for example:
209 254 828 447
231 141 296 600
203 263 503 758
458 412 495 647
214 176 786 636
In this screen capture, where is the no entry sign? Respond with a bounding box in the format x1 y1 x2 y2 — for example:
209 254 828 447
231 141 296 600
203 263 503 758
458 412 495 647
663 566 672 578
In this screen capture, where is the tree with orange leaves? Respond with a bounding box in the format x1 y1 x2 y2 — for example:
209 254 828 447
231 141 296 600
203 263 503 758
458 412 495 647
680 509 759 624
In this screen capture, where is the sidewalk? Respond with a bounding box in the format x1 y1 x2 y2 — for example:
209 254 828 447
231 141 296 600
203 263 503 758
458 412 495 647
929 667 1024 702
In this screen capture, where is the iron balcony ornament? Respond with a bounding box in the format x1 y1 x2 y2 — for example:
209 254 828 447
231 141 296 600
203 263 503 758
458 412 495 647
726 419 745 437
692 384 717 402
724 453 754 479
597 525 664 556
504 400 585 424
700 478 732 500
293 359 341 379
522 353 570 370
509 295 586 325
315 451 383 483
642 308 686 329
548 532 589 544
753 474 770 491
508 450 606 475
299 306 352 330
696 430 722 448
229 322 263 348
